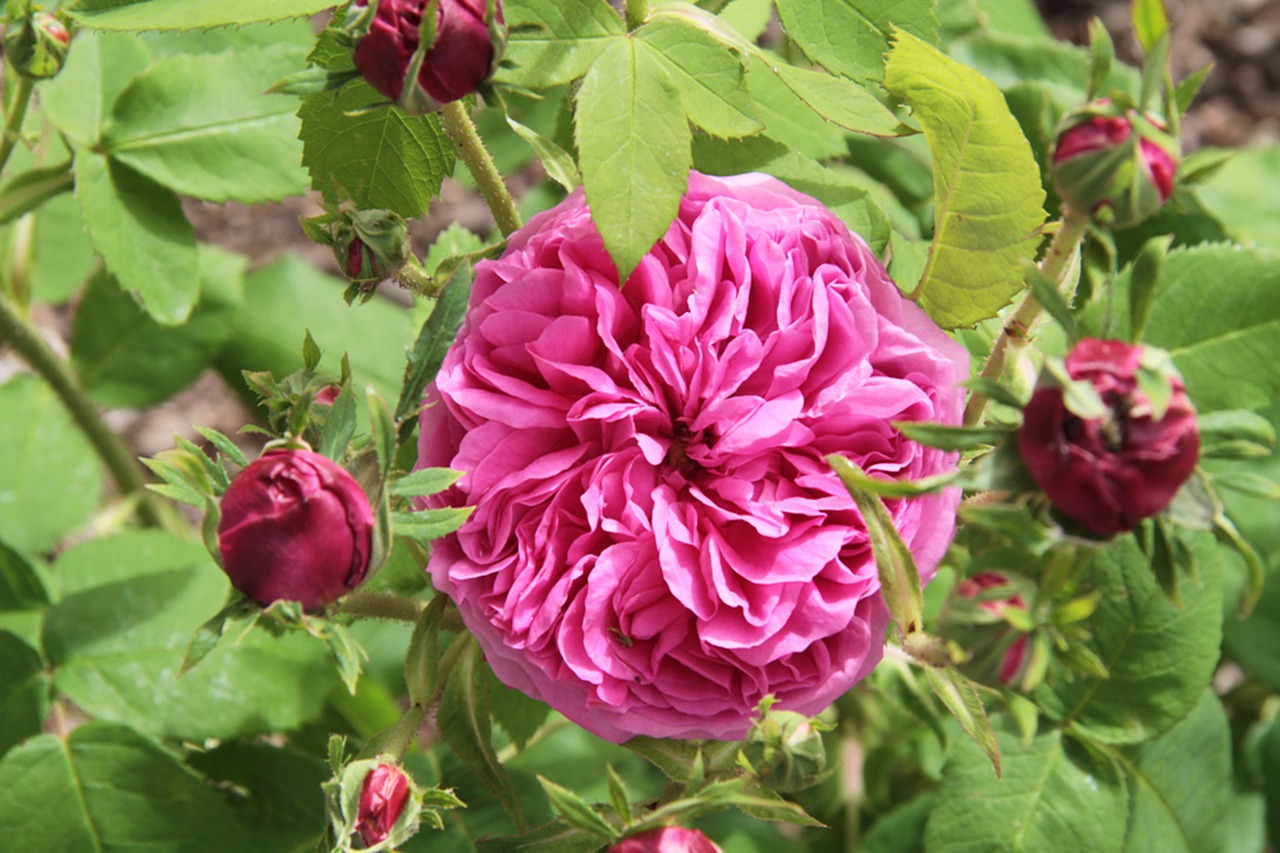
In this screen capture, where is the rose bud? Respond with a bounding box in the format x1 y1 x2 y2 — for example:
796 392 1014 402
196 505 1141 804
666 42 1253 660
609 827 723 853
1052 100 1178 229
953 572 1029 687
314 385 342 406
350 0 505 114
740 710 827 793
217 448 375 610
331 207 412 286
355 763 412 849
1019 339 1199 537
3 9 71 79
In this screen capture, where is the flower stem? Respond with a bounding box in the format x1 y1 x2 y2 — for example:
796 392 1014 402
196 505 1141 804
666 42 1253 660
963 210 1091 425
440 100 522 238
0 294 176 530
336 589 424 623
0 75 35 176
625 0 650 28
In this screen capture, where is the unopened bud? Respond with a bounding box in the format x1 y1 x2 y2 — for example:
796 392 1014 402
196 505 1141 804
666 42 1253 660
740 709 827 793
610 827 723 853
3 8 70 79
356 763 411 849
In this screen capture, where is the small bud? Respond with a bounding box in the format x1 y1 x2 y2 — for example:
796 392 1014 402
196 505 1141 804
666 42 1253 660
331 206 412 288
350 0 506 115
950 572 1030 687
1019 339 1199 536
609 827 723 853
217 448 375 610
740 709 827 793
3 8 71 79
1052 100 1178 229
315 385 342 406
356 763 412 849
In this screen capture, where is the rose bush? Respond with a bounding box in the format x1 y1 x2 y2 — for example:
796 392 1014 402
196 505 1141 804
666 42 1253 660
217 448 375 610
1019 338 1199 536
419 172 968 741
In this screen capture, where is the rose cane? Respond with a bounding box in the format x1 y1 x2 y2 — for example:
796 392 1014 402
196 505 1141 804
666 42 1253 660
355 764 411 849
1019 339 1199 536
1052 100 1178 229
610 827 723 853
217 448 375 610
350 0 505 114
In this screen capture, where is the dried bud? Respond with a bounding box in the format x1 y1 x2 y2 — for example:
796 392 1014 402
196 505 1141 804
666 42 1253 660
951 572 1029 687
1019 339 1199 536
1052 101 1178 229
350 0 505 114
356 763 411 849
609 827 723 853
3 8 70 79
332 207 412 286
217 448 374 610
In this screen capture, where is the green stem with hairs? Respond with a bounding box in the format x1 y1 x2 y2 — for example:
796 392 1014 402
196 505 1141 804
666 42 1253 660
963 210 1092 426
0 293 176 529
439 100 522 238
335 589 424 623
0 75 35 176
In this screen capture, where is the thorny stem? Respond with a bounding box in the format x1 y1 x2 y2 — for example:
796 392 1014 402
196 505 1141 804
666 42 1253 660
0 75 35 176
0 294 179 531
335 589 425 623
440 100 522 238
963 210 1091 425
625 0 651 29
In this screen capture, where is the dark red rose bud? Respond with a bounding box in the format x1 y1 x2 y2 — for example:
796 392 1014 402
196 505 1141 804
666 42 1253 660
956 572 1029 686
609 827 723 853
351 0 505 114
1019 339 1199 536
356 763 411 848
217 448 374 610
1052 100 1178 228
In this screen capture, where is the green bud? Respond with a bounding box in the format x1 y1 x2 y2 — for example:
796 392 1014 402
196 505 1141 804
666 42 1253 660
3 4 70 80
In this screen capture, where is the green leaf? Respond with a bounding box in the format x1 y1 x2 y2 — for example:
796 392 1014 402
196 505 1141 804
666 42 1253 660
775 0 938 83
923 666 1000 775
893 422 1013 451
924 725 1128 852
495 0 625 89
0 631 48 759
43 532 334 741
1197 146 1280 248
1118 690 1230 853
38 30 151 147
390 468 464 499
475 820 604 853
742 58 846 161
75 152 201 325
489 669 551 753
828 456 924 636
72 0 335 30
404 595 445 707
882 30 1047 329
636 17 761 139
768 61 913 138
298 81 456 220
1135 246 1280 413
1131 0 1170 54
439 634 525 829
71 247 245 407
393 507 475 546
0 161 74 226
1127 234 1174 343
0 540 48 611
505 115 581 192
396 265 474 425
1026 262 1078 341
215 256 415 405
1036 535 1223 745
623 736 706 781
538 775 619 840
0 724 263 851
102 45 309 203
576 36 692 284
0 376 103 554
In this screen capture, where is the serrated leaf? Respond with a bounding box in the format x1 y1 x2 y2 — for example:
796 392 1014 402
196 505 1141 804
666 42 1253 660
439 634 525 829
39 31 151 146
538 776 619 840
924 666 1000 775
636 17 762 139
392 508 474 546
72 0 335 30
775 0 938 83
883 30 1047 329
505 115 581 191
828 455 924 637
0 631 48 759
769 61 912 138
0 161 74 226
102 46 309 203
194 427 250 470
389 468 463 499
396 265 474 425
577 36 691 284
475 820 603 853
74 152 201 325
1026 261 1078 340
893 422 1013 451
404 595 444 707
298 81 456 219
606 765 631 825
1036 535 1223 745
925 725 1128 852
622 736 705 781
1131 0 1170 54
495 0 625 89
0 541 48 611
0 725 263 851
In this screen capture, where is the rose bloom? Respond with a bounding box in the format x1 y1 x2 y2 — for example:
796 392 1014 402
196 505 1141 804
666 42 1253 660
355 763 411 848
610 826 723 853
419 172 968 741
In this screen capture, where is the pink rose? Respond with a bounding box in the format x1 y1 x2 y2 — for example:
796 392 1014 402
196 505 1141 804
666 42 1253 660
956 572 1028 686
609 826 723 853
419 172 968 741
355 763 411 848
